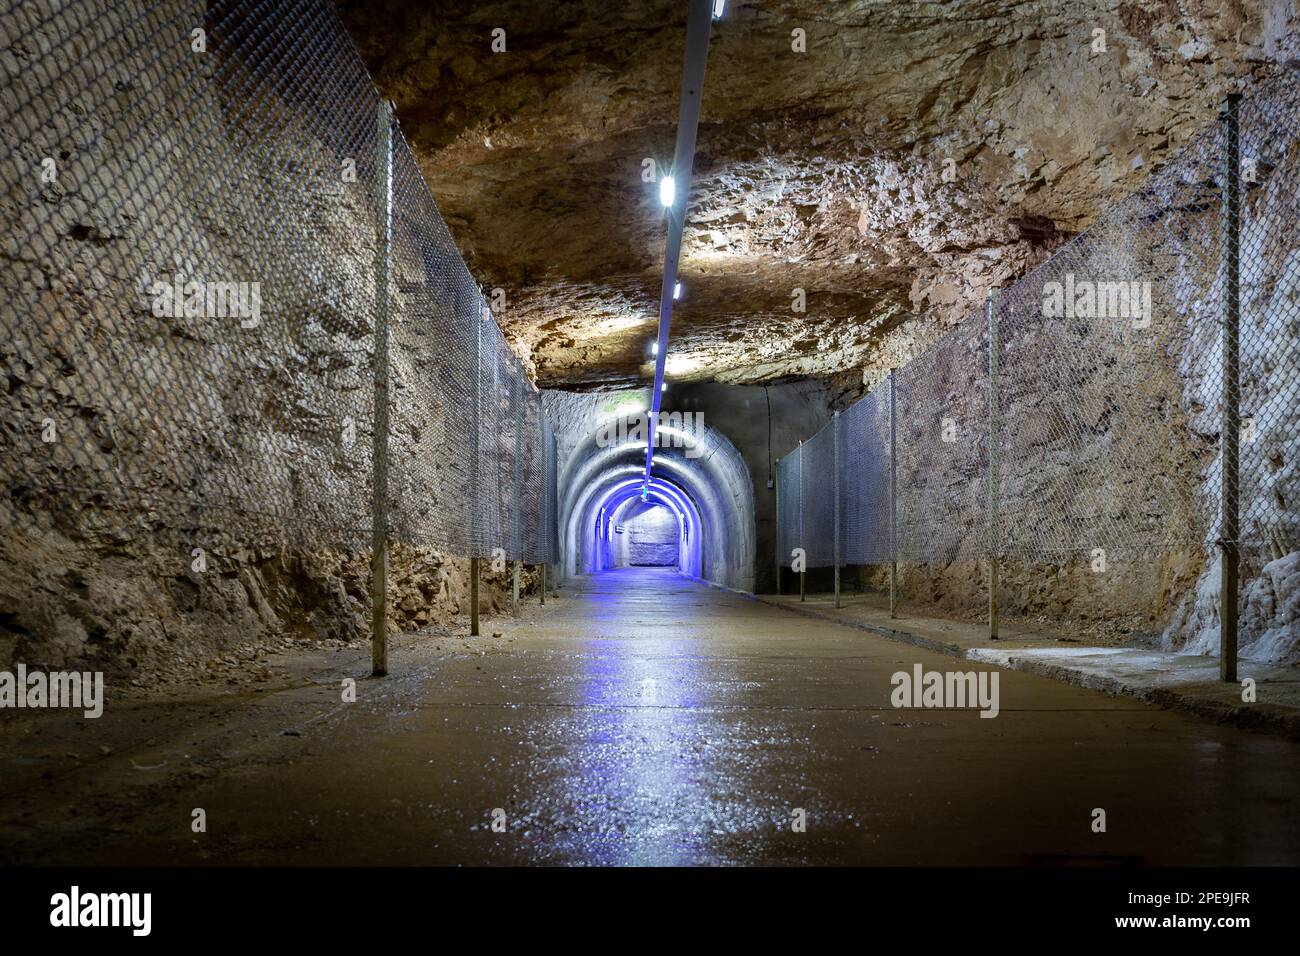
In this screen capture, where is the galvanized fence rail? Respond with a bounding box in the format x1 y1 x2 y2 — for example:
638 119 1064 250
0 0 558 673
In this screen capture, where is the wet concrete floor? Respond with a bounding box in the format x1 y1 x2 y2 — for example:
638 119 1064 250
3 567 1299 865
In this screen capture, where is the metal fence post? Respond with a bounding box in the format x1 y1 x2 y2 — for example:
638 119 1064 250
370 100 395 677
1220 92 1241 683
512 377 523 618
889 369 897 618
833 411 841 608
540 563 546 605
987 287 1001 641
469 294 483 638
773 456 782 595
790 437 800 600
513 561 521 615
470 558 480 636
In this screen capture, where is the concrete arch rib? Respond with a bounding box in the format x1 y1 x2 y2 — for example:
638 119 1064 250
557 417 755 592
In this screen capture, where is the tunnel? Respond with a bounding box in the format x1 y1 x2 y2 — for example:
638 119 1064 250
557 409 755 592
2 0 1300 902
604 499 682 568
589 482 695 573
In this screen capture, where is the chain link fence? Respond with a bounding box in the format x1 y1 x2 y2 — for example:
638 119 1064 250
1229 80 1300 563
777 68 1299 663
838 390 890 566
799 425 836 568
893 313 989 564
776 441 801 568
0 0 558 624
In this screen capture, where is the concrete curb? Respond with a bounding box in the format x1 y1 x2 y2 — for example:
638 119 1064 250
754 594 1300 740
690 572 759 599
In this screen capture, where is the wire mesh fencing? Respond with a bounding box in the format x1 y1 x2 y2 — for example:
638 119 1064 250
0 0 558 623
1232 81 1300 564
838 390 890 566
799 425 837 568
777 67 1299 664
539 418 559 566
776 442 801 567
893 312 988 564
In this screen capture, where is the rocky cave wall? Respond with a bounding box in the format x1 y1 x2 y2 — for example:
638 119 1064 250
1160 109 1300 664
832 103 1300 664
0 0 520 680
543 386 760 592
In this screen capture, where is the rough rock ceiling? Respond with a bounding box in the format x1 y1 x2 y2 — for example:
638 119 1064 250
338 0 1294 391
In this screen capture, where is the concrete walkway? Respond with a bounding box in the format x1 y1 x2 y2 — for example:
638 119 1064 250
3 568 1299 866
758 590 1300 738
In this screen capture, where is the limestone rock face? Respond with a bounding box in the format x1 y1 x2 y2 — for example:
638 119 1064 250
0 0 522 677
0 514 492 679
1167 550 1300 664
339 0 1297 390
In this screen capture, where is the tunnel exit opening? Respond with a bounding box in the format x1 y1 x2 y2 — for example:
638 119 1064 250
610 502 681 567
589 478 702 577
555 401 756 592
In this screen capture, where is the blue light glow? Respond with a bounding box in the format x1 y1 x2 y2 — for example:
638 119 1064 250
588 475 703 577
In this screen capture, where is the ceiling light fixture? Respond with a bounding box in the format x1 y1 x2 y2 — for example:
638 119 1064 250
658 175 676 208
642 0 716 498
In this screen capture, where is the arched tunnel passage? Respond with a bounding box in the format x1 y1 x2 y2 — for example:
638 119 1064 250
557 411 756 593
589 476 702 576
610 501 681 568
